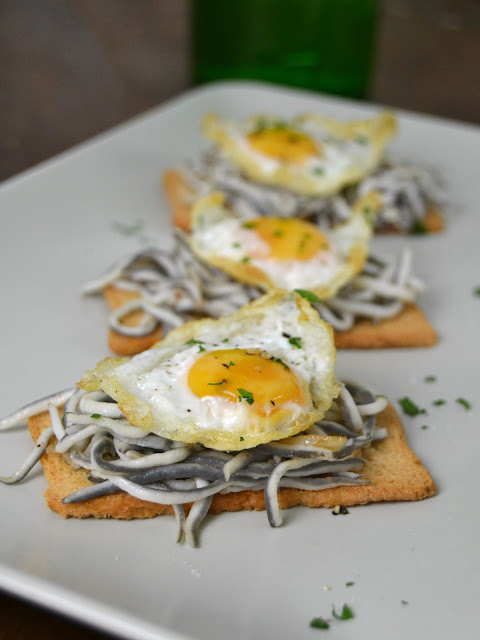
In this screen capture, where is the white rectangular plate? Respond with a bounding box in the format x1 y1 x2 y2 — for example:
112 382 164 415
1 81 479 640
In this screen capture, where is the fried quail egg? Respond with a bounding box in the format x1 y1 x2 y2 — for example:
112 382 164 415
188 191 381 299
203 111 397 196
79 290 339 451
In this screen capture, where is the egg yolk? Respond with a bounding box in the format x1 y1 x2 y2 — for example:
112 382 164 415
247 126 319 163
187 348 305 415
243 217 330 261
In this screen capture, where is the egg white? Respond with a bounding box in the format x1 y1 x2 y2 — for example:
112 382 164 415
203 111 397 196
188 191 380 299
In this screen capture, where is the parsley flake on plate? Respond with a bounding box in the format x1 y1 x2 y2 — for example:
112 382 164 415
332 604 354 620
399 397 426 416
457 397 471 410
412 219 428 234
309 617 329 630
111 219 143 236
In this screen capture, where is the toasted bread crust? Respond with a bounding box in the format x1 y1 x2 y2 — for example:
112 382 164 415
334 302 438 349
28 403 435 521
420 205 444 233
162 169 197 232
103 285 437 355
104 286 163 356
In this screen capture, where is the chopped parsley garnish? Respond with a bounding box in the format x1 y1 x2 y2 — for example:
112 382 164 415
252 119 289 134
221 338 229 343
457 397 471 410
287 132 301 143
332 604 354 621
288 336 302 349
399 396 426 416
362 206 375 226
313 167 325 175
185 338 206 352
272 228 284 237
298 232 313 254
310 617 329 630
228 360 235 366
251 117 269 134
401 600 409 606
355 134 368 145
474 286 480 296
412 219 428 234
111 219 143 236
346 581 355 587
207 379 227 386
241 256 251 263
238 388 254 405
421 425 429 430
272 356 289 369
294 288 322 303
90 413 101 419
232 242 241 248
424 375 437 383
240 436 244 441
242 221 257 230
433 399 446 406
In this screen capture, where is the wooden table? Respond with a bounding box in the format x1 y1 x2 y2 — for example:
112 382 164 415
1 1 478 638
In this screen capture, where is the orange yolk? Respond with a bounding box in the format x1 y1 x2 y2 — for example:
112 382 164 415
242 217 330 261
247 127 320 163
187 349 305 415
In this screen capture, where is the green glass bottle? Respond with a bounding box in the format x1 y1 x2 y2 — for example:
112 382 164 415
192 0 379 98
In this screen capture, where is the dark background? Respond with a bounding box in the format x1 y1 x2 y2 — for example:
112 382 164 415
1 0 479 184
0 1 478 638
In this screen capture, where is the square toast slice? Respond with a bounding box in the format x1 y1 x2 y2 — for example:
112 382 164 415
28 403 435 520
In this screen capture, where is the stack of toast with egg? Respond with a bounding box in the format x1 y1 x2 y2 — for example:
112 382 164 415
15 109 441 542
103 111 440 357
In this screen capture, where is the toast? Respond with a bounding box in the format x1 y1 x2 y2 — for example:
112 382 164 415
102 286 437 356
103 286 163 356
28 402 435 520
